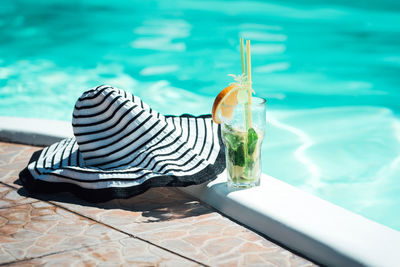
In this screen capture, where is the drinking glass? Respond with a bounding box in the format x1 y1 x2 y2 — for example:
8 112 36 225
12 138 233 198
220 97 266 188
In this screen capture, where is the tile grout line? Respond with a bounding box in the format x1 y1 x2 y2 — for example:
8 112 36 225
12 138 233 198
47 201 210 267
0 181 208 267
0 181 21 190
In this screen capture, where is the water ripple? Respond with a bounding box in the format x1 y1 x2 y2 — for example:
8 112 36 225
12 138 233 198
268 116 323 191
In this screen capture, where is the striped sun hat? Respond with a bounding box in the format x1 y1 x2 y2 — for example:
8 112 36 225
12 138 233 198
21 85 225 202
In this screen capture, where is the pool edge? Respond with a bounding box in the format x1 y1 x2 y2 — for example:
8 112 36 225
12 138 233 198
1 116 399 267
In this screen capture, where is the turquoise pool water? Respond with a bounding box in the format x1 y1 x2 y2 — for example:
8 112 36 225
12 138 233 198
1 0 399 230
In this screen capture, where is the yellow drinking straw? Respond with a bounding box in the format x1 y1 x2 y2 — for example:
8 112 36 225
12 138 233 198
240 38 246 74
246 40 253 127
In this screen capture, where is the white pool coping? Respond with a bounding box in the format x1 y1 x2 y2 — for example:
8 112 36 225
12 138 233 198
1 116 399 267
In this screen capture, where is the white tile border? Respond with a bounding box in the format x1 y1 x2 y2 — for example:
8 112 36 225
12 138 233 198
0 116 73 146
1 116 399 267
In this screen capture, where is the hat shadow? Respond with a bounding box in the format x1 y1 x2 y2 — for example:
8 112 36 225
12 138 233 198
17 150 212 223
16 185 210 223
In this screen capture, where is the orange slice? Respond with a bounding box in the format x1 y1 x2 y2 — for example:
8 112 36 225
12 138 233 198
212 85 240 124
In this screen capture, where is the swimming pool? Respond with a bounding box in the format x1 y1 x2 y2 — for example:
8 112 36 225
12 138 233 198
1 0 399 231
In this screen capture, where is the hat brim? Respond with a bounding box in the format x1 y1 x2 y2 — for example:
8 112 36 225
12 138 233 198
20 114 225 203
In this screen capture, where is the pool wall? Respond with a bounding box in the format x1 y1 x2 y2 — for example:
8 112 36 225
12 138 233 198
1 116 399 267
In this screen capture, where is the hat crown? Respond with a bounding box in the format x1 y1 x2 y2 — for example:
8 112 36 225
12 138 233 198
72 85 168 169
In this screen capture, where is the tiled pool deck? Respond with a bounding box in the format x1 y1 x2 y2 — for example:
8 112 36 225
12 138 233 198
0 142 317 266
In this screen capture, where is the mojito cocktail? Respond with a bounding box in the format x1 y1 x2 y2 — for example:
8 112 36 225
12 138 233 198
212 38 266 188
221 97 266 188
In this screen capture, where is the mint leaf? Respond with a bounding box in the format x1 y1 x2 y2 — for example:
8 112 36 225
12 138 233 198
224 133 239 150
247 128 258 155
228 142 245 167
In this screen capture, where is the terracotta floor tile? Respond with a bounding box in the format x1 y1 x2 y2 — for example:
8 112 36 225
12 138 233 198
0 184 37 209
0 170 17 187
0 143 38 163
0 202 126 264
0 142 32 152
0 160 29 173
13 148 41 163
0 142 40 188
34 192 316 266
0 151 21 166
7 238 200 267
137 207 316 266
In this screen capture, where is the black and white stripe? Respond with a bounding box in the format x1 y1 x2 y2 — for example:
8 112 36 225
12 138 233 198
25 85 225 200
